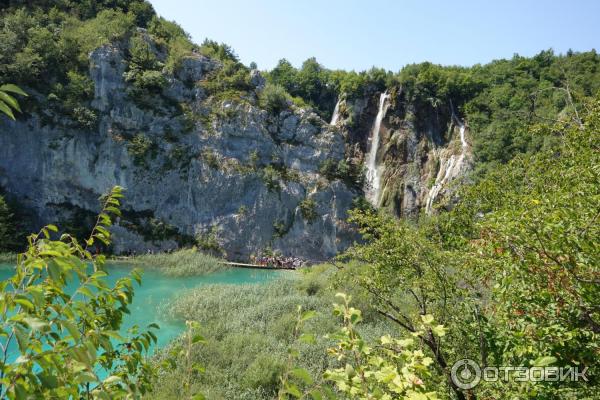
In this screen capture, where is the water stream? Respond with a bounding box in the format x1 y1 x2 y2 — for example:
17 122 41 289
364 92 391 206
425 122 469 214
330 98 341 125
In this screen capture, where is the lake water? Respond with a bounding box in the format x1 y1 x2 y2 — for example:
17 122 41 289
0 262 281 359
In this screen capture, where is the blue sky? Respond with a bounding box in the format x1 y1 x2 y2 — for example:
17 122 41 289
149 0 600 72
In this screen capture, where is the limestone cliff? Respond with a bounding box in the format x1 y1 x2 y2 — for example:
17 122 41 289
333 89 473 217
0 40 358 261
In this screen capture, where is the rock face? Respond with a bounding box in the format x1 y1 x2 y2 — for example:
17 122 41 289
0 43 358 261
334 89 473 217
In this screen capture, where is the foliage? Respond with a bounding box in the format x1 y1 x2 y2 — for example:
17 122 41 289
125 247 224 277
342 210 477 399
272 220 290 238
262 165 282 192
65 9 135 63
319 158 364 189
433 96 600 399
259 83 290 114
126 133 156 167
0 186 159 399
159 320 206 399
195 226 223 256
0 196 16 251
323 293 441 400
298 198 318 223
0 84 27 120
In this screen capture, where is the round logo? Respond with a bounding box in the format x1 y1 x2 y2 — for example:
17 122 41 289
451 358 481 390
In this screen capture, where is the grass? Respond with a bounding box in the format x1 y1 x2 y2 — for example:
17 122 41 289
120 248 225 277
147 263 394 400
0 253 17 264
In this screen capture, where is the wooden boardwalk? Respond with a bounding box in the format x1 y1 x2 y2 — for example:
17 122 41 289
218 261 296 270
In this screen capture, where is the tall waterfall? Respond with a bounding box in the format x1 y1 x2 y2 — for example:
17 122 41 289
330 99 341 125
425 122 469 214
364 92 391 206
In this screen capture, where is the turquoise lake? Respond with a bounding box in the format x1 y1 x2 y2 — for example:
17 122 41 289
0 263 282 359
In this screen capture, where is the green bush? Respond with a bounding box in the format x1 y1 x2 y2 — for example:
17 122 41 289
148 267 394 399
298 198 318 223
258 83 290 114
261 165 281 192
127 133 156 166
195 226 223 255
165 36 194 74
272 220 289 238
135 70 167 92
318 158 364 189
0 196 17 252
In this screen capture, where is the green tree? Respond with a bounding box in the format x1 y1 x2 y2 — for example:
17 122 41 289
341 211 478 400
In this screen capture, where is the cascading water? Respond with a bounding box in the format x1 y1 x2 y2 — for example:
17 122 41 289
330 99 341 125
425 121 469 214
364 91 391 206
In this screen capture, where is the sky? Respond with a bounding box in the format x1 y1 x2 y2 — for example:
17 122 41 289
149 0 600 72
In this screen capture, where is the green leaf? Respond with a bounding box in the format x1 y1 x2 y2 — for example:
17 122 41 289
192 334 205 344
285 383 302 398
0 101 15 120
103 375 122 385
0 92 20 111
62 320 81 341
301 310 317 322
532 356 557 367
24 317 49 331
291 368 314 385
14 298 34 310
0 84 28 96
299 333 316 344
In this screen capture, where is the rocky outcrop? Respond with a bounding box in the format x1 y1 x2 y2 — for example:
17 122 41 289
333 90 473 217
0 43 358 261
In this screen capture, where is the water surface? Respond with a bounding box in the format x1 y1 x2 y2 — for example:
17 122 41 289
0 263 281 356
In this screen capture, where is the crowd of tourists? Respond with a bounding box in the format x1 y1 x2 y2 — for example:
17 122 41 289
252 254 306 269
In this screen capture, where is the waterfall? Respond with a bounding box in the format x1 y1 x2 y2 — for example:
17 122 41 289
364 91 391 206
330 99 341 125
459 123 467 150
425 121 469 214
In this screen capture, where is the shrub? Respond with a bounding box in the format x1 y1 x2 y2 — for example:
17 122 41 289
261 165 281 192
127 133 156 166
66 9 135 63
135 70 167 92
195 226 223 256
201 148 220 169
0 196 16 251
319 158 364 189
71 106 98 129
258 83 290 114
298 198 318 223
272 220 289 238
165 36 194 74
